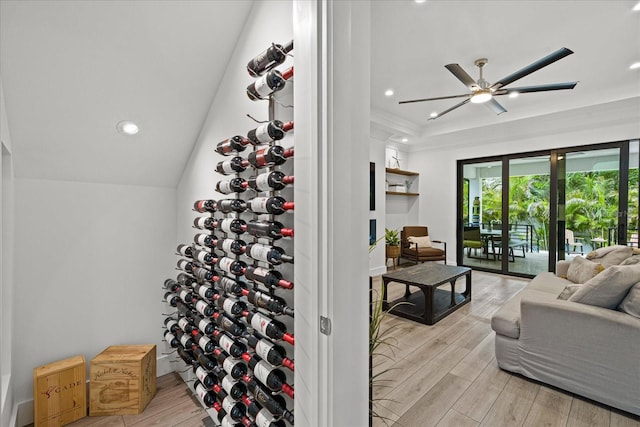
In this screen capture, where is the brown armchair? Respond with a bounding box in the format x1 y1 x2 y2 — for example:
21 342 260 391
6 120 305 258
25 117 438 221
400 226 447 264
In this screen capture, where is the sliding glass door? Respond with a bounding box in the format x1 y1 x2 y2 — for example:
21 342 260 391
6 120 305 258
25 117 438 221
457 140 637 278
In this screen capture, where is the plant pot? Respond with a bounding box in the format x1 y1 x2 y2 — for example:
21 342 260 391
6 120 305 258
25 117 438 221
385 245 400 259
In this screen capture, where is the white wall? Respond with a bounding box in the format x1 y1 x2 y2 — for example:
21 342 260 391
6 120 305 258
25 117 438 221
11 178 177 418
1 78 15 427
407 97 640 265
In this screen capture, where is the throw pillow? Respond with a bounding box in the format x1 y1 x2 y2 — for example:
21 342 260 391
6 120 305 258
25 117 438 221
407 235 432 248
618 282 640 318
620 255 640 266
586 245 633 265
557 284 582 300
566 256 604 284
568 264 640 309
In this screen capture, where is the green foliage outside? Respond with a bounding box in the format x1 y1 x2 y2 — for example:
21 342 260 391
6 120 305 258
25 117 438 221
479 168 639 250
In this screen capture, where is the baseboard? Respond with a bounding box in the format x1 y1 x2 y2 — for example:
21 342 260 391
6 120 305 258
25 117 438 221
13 355 176 427
369 266 387 277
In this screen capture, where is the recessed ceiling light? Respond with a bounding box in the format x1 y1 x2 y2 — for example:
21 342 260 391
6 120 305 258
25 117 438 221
509 92 519 98
116 120 139 135
384 89 394 97
633 1 640 11
415 0 427 3
430 112 438 118
630 62 640 70
401 137 408 142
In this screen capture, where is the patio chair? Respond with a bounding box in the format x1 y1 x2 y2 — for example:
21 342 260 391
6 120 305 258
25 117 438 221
565 229 584 254
463 226 484 258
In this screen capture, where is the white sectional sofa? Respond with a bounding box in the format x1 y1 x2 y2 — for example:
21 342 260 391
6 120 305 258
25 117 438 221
491 246 640 416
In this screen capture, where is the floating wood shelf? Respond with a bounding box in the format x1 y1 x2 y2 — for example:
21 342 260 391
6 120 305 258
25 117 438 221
385 168 419 176
386 191 419 196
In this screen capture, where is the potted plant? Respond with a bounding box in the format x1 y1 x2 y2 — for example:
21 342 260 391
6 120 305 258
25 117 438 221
385 228 401 260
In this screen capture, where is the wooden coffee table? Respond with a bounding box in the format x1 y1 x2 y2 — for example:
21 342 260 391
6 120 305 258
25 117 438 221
382 263 471 325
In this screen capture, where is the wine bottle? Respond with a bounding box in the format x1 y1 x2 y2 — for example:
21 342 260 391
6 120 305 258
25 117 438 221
164 317 180 334
192 248 215 265
242 288 294 317
193 330 215 353
176 300 194 319
245 334 294 371
218 217 247 235
246 120 293 145
214 348 248 379
244 311 295 345
214 275 246 296
177 287 195 304
241 353 291 396
214 238 247 256
241 383 294 425
246 243 293 265
177 345 195 365
216 157 249 175
174 329 195 349
247 40 293 77
164 278 179 291
176 244 194 258
193 283 216 300
216 178 248 195
219 373 247 401
192 266 219 282
164 291 179 307
247 171 294 192
192 312 215 335
176 272 197 287
216 199 248 214
248 196 294 215
220 416 243 427
218 388 246 421
194 233 216 248
178 316 195 334
214 294 248 318
246 67 294 100
211 329 247 358
195 299 216 317
194 216 216 230
194 199 217 213
247 145 293 169
245 220 293 240
193 347 217 371
163 329 179 348
194 364 217 389
244 266 293 290
216 135 251 156
217 257 247 276
212 311 247 337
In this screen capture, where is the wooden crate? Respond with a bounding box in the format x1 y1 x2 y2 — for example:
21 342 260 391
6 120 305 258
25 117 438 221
34 355 87 426
89 344 156 416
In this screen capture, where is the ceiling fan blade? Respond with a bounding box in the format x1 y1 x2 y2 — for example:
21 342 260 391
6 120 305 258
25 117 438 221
399 93 470 104
428 98 470 120
494 82 578 95
445 64 479 89
491 47 574 90
484 98 507 115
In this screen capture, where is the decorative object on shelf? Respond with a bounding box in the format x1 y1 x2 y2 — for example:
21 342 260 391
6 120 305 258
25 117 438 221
385 167 419 196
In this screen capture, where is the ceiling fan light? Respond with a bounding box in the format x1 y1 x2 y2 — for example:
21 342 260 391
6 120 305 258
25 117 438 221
470 90 492 104
509 91 519 98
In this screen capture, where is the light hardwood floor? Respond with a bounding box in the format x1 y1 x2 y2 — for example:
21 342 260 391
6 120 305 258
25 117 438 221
30 270 639 427
372 269 640 427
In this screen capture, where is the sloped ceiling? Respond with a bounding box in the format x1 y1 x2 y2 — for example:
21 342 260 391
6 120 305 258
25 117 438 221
0 0 254 187
1 1 638 187
370 0 640 149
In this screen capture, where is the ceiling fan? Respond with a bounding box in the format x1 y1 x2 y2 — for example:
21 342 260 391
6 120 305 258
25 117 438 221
399 47 578 120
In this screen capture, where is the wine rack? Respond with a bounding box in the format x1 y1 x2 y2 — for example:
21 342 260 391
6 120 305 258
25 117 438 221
163 41 295 426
